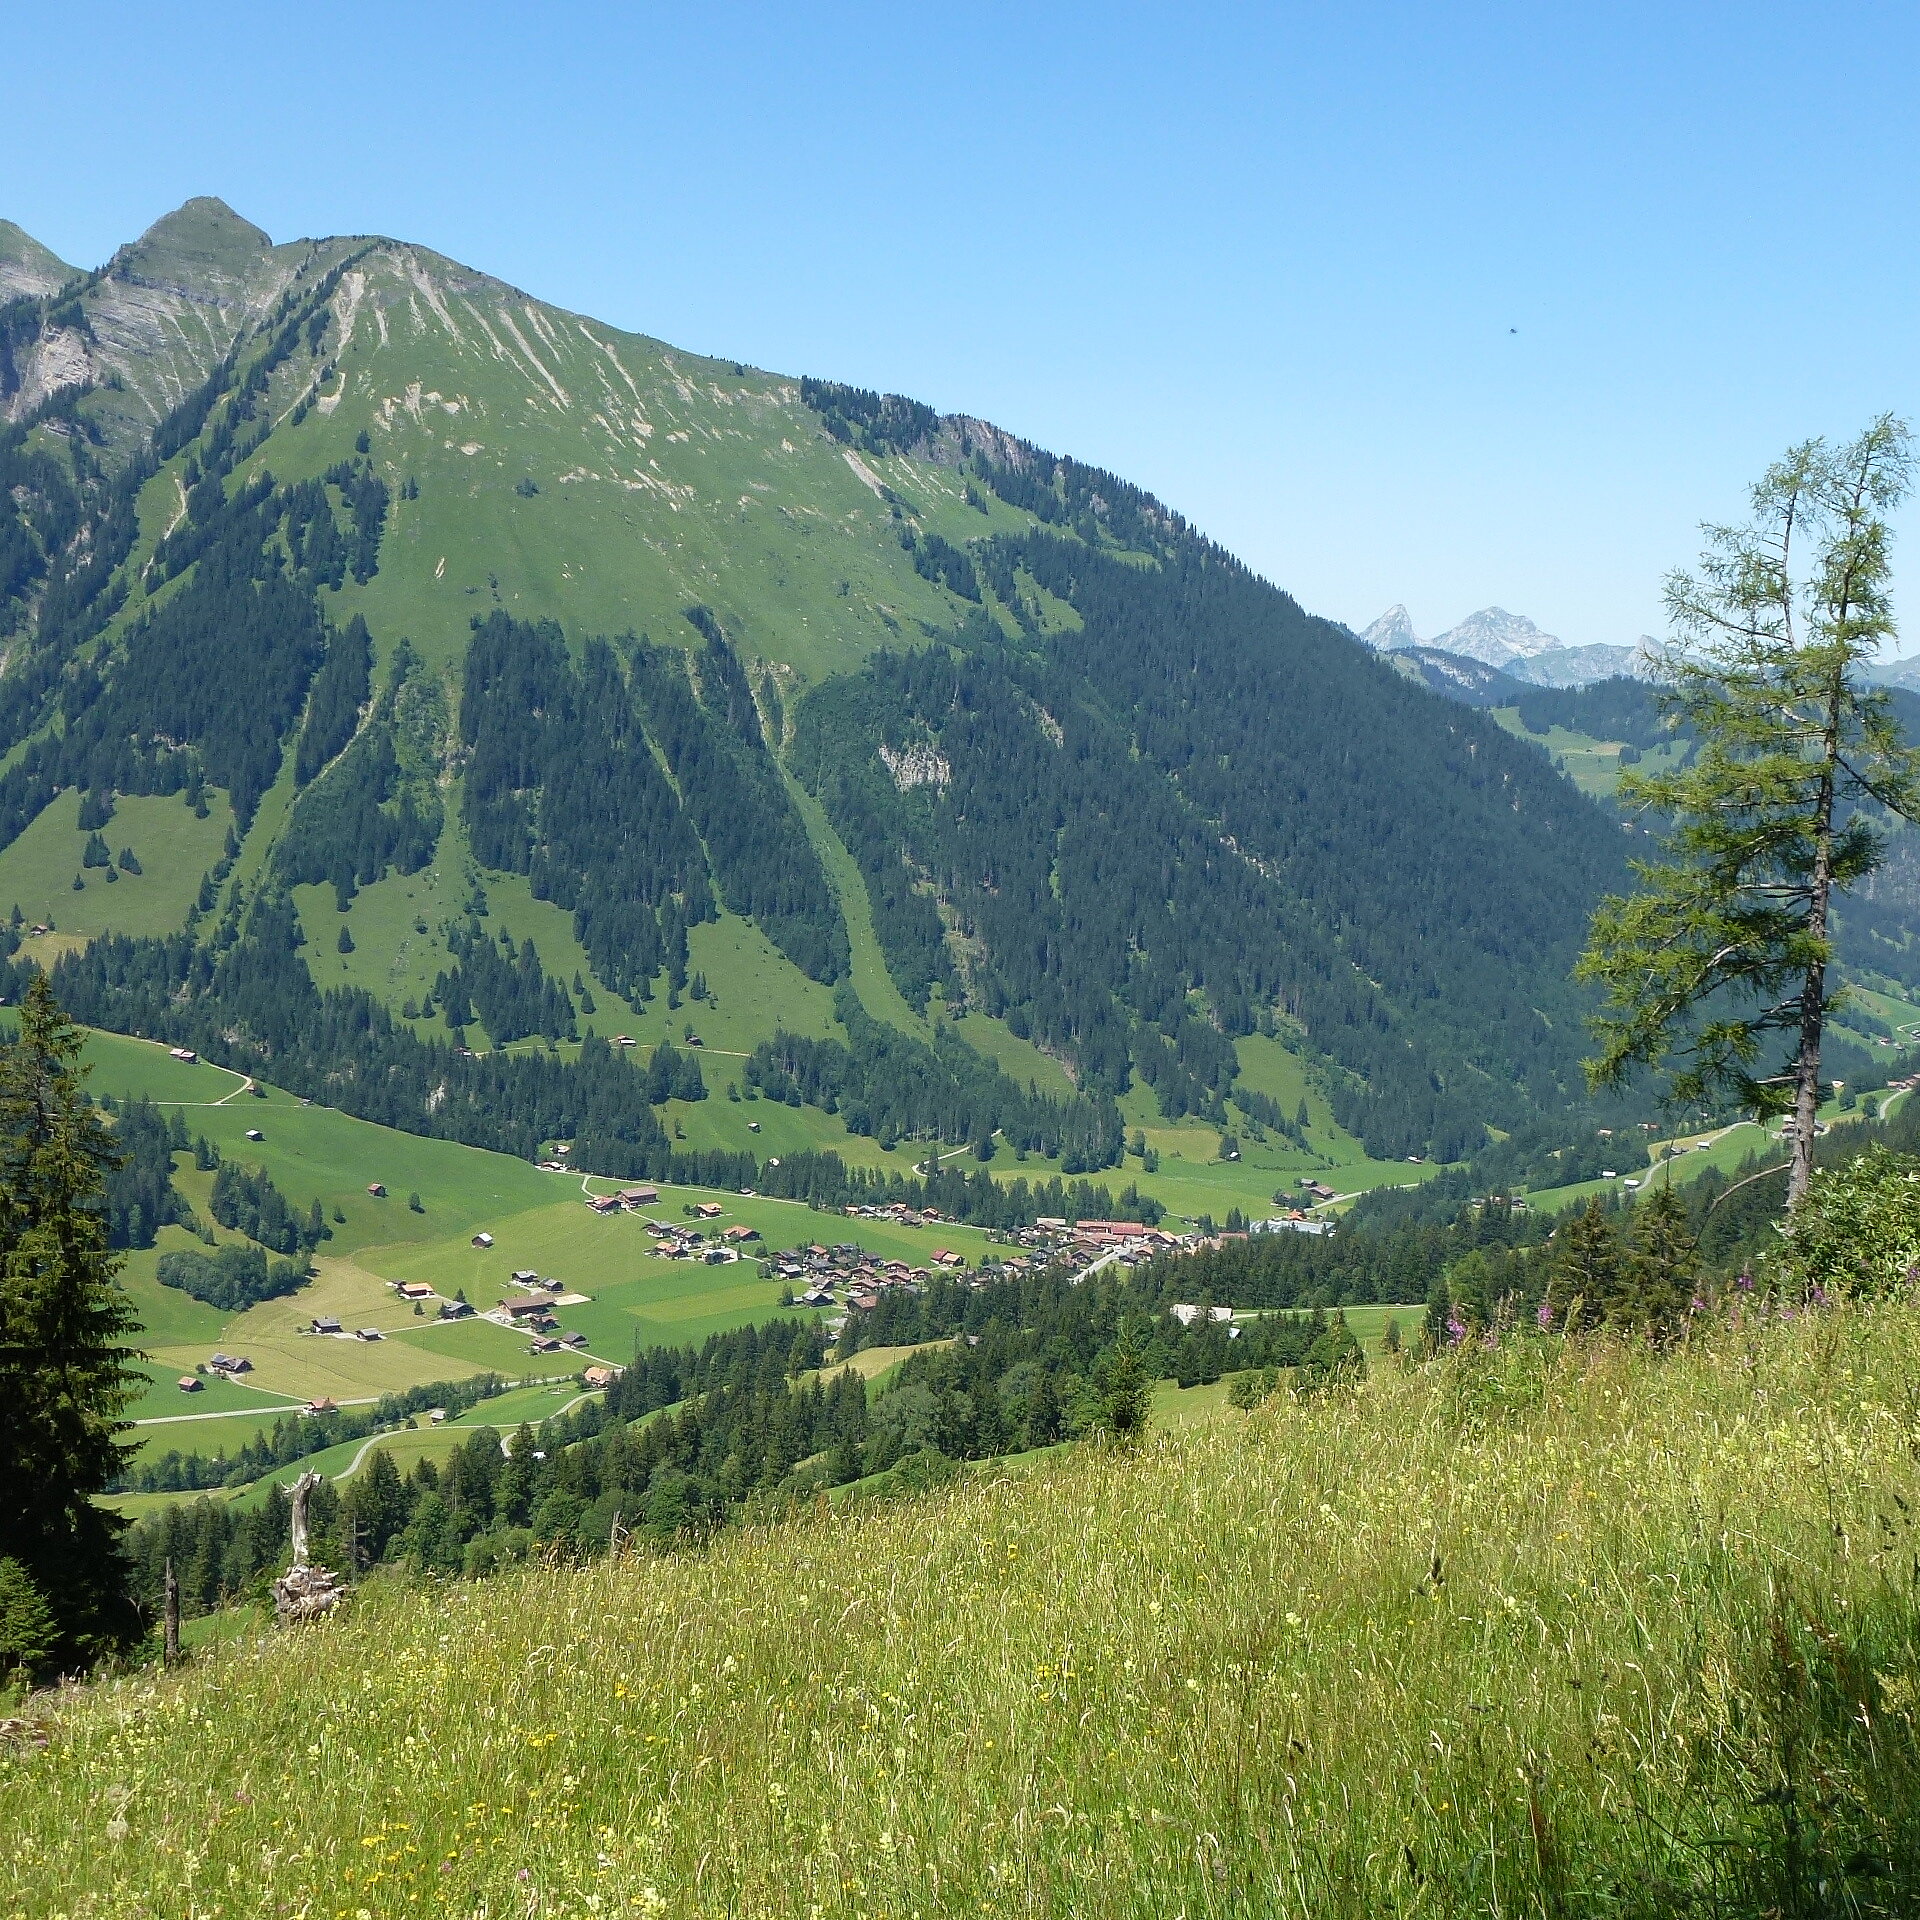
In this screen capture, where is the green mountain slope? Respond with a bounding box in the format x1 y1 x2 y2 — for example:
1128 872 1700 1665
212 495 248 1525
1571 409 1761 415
0 198 1644 1184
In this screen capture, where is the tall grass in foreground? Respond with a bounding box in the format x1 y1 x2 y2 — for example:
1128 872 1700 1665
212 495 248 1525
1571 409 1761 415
8 1303 1920 1918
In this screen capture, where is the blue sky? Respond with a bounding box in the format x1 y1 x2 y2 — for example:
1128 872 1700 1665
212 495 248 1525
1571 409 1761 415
7 1 1918 648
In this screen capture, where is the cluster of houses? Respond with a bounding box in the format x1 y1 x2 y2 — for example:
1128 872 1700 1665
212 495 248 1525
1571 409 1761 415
641 1216 761 1262
583 1185 661 1215
1006 1218 1183 1264
839 1201 953 1229
302 1315 385 1340
770 1243 931 1312
477 1270 594 1353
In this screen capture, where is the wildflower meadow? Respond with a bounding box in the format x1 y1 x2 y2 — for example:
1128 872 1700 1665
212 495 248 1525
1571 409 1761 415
6 1294 1920 1918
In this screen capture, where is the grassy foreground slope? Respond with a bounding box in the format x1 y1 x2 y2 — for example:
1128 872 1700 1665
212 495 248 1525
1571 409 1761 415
10 1303 1920 1917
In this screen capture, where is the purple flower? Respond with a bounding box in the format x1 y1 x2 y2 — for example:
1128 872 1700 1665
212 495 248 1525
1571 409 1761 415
1735 1272 1755 1292
1536 1302 1555 1330
1809 1284 1830 1309
1446 1316 1467 1345
1688 1297 1706 1315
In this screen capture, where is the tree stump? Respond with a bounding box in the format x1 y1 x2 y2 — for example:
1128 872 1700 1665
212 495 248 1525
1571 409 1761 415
272 1470 347 1624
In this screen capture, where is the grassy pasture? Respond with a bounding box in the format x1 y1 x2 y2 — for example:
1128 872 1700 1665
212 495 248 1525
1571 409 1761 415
0 786 233 944
16 1299 1920 1916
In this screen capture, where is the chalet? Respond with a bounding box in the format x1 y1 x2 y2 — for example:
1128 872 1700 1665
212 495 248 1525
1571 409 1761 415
304 1397 338 1416
355 1328 383 1341
1169 1304 1235 1328
367 1183 387 1198
615 1034 635 1047
724 1224 760 1243
528 1336 563 1355
177 1374 203 1392
684 1032 703 1047
208 1353 250 1374
583 1365 623 1389
310 1316 343 1335
244 1128 264 1142
554 1143 571 1156
558 1329 589 1349
502 1296 558 1321
619 1186 659 1207
167 1047 198 1063
512 1269 539 1282
586 1193 621 1214
800 1285 836 1307
471 1232 494 1249
747 1120 762 1133
694 1202 725 1219
931 1249 966 1267
438 1299 474 1320
395 1282 435 1301
702 1246 738 1265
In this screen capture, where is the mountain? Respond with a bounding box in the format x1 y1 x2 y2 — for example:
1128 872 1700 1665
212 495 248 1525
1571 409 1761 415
0 198 1642 1181
1357 603 1654 688
1862 654 1920 694
1357 603 1420 651
1381 646 1534 708
1430 605 1561 670
0 220 74 301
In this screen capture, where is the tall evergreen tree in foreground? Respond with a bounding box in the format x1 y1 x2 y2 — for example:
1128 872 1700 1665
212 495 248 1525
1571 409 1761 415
1580 417 1918 1206
0 975 141 1672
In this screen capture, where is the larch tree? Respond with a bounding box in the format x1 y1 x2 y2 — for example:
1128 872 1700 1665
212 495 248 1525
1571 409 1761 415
1579 416 1918 1207
0 974 142 1670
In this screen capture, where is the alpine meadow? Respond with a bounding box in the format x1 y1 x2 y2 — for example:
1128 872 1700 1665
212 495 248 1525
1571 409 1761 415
7 189 1920 1920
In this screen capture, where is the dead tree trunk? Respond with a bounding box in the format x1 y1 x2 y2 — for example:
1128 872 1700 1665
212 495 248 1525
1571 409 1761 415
163 1558 180 1667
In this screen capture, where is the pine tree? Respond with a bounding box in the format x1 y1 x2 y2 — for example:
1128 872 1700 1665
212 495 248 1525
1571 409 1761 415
0 1556 56 1683
1089 1320 1153 1444
0 976 142 1667
1548 1198 1622 1333
1621 1184 1698 1339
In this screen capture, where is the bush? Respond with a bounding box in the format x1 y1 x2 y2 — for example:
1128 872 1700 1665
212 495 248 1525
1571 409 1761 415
1775 1144 1920 1296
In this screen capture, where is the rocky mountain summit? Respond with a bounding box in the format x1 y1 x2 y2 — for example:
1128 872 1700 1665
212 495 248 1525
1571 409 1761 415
1357 603 1654 688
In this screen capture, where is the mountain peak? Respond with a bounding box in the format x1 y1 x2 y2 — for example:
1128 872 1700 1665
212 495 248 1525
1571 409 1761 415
118 197 273 284
1358 605 1421 651
1433 607 1560 668
0 219 76 301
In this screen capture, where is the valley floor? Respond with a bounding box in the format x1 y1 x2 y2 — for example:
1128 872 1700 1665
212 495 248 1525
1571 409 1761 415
8 1299 1919 1917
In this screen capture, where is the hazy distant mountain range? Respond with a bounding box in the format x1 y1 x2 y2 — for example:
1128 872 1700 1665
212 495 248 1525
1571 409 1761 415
1357 604 1654 689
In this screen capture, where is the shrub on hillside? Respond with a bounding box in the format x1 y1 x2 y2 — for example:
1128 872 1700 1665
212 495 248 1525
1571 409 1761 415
1775 1144 1920 1296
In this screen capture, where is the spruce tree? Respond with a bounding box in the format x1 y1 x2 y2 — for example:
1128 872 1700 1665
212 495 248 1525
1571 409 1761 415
0 976 142 1668
1621 1185 1698 1339
1548 1198 1622 1333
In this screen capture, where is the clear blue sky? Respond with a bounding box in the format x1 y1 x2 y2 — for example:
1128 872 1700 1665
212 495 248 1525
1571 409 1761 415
7 1 1918 648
